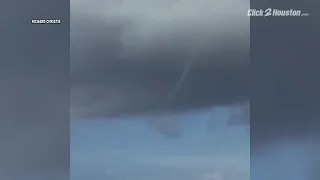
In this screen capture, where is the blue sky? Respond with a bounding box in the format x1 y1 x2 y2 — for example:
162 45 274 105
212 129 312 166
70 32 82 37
70 107 250 180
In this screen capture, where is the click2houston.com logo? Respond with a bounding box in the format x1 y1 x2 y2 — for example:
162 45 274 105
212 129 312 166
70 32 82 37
248 8 310 17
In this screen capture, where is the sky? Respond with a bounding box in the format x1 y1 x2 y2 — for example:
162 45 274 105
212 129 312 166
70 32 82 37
70 107 317 180
71 107 250 180
0 0 319 180
69 0 319 180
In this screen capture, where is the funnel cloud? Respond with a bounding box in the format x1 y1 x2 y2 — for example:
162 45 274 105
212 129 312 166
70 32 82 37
70 0 250 136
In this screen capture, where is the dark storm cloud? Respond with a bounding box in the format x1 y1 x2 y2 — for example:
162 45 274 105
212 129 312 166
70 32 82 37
70 0 250 120
0 0 69 179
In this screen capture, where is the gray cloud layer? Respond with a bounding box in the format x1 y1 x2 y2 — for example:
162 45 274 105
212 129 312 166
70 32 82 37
71 0 250 120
